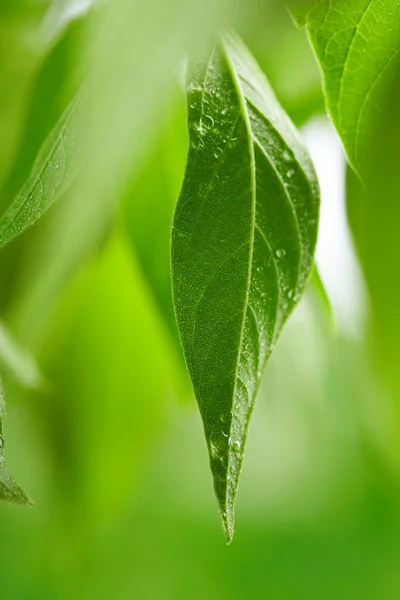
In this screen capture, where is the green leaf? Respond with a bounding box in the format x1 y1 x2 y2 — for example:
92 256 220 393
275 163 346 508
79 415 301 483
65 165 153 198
291 0 400 175
0 378 32 505
171 32 320 542
0 92 82 250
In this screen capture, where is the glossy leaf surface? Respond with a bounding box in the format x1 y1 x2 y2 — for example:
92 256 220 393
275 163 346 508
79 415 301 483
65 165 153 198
171 33 320 541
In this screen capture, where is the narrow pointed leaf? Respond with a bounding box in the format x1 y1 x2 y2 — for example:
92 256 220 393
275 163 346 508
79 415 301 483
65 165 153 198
171 32 320 542
289 0 400 175
0 92 82 250
0 379 32 505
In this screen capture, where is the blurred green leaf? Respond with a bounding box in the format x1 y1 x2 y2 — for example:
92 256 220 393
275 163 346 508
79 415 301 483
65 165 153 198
291 0 400 175
0 92 83 250
0 0 51 188
171 32 320 542
0 15 86 213
0 379 31 505
122 87 187 348
36 229 179 528
0 7 86 315
243 3 324 126
347 62 400 438
0 321 42 389
5 0 279 349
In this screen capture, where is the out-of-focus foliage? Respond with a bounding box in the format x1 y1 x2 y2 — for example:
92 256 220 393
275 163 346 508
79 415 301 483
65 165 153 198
0 0 400 597
0 0 51 189
122 86 187 350
347 58 400 447
0 14 85 212
243 5 324 127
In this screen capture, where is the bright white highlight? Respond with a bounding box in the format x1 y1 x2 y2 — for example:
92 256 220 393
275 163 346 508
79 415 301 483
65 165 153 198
302 117 366 337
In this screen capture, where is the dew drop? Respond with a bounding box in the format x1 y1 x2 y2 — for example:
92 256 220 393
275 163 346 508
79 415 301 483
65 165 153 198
282 149 292 162
193 121 206 136
188 80 202 92
210 430 226 463
231 440 241 453
228 136 238 149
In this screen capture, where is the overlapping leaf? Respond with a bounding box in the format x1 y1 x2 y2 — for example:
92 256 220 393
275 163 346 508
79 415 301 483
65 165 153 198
290 0 400 175
171 32 320 541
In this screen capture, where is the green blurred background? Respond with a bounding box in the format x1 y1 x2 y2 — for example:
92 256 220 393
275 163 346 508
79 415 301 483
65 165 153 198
1 1 400 598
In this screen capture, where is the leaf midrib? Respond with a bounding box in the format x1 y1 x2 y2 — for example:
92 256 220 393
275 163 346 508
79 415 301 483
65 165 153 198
220 33 310 520
221 37 256 520
336 0 375 125
0 93 80 247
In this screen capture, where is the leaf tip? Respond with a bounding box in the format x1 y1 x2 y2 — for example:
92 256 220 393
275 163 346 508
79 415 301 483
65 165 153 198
219 504 235 545
208 436 237 543
0 459 33 507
